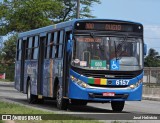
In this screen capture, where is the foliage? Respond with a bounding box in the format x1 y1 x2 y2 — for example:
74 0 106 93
144 48 160 67
0 0 63 35
0 34 16 81
0 0 101 80
0 0 101 35
57 0 101 22
1 34 17 63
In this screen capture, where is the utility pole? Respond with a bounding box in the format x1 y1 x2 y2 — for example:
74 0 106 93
76 0 80 19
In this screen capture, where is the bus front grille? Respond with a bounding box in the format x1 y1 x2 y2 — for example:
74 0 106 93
83 73 134 79
89 84 128 88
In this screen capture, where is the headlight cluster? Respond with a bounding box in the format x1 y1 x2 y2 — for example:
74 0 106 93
70 76 90 88
129 79 143 89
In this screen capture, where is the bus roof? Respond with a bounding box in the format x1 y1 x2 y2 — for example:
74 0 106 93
18 19 142 38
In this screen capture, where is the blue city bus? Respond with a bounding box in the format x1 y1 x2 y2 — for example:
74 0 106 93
15 19 146 111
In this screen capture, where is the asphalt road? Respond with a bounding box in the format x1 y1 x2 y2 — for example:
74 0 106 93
0 82 160 122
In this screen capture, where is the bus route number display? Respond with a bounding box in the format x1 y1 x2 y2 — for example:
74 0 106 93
85 23 122 31
75 22 133 32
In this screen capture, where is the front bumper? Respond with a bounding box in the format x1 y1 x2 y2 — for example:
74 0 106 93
68 80 143 101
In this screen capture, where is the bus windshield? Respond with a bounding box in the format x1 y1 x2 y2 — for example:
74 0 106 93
72 36 143 71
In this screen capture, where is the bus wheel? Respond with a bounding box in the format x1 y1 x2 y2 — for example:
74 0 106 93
70 99 87 106
111 101 125 112
27 82 37 104
56 85 68 110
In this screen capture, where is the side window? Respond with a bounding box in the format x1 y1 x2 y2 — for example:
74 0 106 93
33 48 39 59
50 32 54 58
34 36 39 47
55 31 60 58
28 37 33 48
53 32 58 58
18 39 22 50
32 36 39 60
45 33 52 59
52 45 56 58
26 37 33 60
44 31 63 59
58 31 64 58
17 39 22 61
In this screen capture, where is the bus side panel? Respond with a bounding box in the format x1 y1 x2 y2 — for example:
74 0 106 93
15 61 21 91
24 60 38 95
42 59 63 98
53 59 63 95
43 59 50 97
23 61 29 94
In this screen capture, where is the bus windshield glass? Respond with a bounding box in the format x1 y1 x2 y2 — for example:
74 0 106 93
72 36 143 71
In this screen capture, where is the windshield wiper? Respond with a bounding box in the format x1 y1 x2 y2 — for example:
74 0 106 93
90 32 96 42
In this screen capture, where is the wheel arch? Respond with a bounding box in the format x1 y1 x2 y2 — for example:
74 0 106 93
26 76 31 94
53 77 59 98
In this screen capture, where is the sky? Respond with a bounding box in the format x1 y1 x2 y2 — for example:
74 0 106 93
1 0 160 53
92 0 160 53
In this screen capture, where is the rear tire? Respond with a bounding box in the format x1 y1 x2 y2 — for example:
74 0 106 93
27 82 37 104
111 101 125 112
56 85 68 110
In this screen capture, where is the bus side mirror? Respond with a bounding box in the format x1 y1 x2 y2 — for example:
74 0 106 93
67 34 73 53
144 44 147 56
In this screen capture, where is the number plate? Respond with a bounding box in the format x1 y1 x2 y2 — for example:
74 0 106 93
103 92 115 97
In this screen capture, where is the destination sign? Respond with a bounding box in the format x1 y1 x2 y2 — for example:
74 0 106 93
76 37 102 42
74 22 142 32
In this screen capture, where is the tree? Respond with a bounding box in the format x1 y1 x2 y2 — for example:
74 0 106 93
144 48 160 67
0 0 101 35
57 0 101 22
1 34 17 63
0 0 64 35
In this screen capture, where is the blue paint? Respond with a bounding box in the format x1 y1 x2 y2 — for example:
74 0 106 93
23 60 38 95
69 69 143 101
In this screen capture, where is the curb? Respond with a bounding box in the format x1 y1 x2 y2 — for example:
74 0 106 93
143 96 160 101
0 81 14 85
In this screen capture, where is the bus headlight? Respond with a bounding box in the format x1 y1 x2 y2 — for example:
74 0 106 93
130 79 143 89
70 76 89 88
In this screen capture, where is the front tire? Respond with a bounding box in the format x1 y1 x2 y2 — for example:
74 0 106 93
56 85 68 110
27 82 37 104
111 101 125 112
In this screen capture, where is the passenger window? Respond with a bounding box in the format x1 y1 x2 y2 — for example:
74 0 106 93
47 33 51 45
52 46 56 58
55 31 60 58
18 39 22 49
34 36 39 47
33 48 39 59
28 37 33 48
58 45 63 58
59 31 63 44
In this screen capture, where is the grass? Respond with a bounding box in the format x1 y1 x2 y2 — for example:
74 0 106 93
0 79 12 82
0 101 102 123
